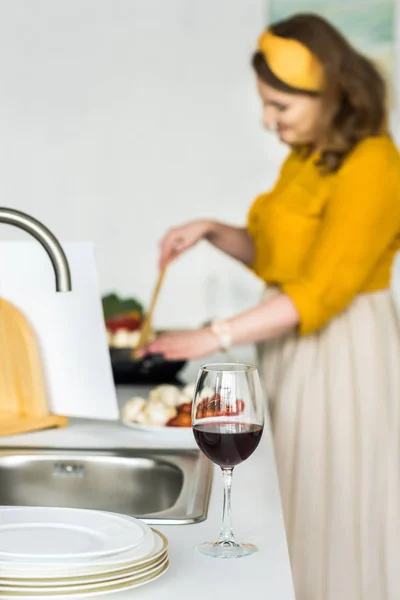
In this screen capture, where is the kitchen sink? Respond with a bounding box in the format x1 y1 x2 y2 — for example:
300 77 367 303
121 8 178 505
0 447 213 525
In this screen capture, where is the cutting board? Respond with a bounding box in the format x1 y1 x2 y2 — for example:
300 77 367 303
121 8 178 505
0 242 119 420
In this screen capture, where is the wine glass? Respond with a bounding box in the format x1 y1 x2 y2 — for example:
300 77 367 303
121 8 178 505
192 363 264 558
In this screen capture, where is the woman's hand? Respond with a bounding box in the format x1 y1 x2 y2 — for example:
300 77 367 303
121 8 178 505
159 220 214 269
159 220 255 268
138 328 219 361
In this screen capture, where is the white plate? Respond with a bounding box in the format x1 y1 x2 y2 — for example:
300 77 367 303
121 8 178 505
0 507 147 561
0 551 168 587
0 556 169 593
0 529 167 579
122 418 195 442
0 561 169 599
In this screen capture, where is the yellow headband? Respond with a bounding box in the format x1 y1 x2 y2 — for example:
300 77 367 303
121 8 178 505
258 30 325 92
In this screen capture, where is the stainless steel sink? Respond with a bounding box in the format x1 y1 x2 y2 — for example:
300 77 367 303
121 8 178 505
0 447 212 525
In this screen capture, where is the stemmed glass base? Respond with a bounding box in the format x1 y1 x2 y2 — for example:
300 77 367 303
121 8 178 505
195 540 258 559
195 467 259 558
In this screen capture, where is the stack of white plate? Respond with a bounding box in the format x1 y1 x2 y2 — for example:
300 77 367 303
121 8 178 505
0 507 169 599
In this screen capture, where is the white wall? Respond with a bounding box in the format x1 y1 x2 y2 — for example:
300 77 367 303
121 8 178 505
0 1 398 329
0 0 289 329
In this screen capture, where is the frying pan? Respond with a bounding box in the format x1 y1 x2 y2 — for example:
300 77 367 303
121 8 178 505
109 348 186 384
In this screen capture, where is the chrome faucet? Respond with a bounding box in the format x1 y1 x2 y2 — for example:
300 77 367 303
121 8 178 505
0 208 72 292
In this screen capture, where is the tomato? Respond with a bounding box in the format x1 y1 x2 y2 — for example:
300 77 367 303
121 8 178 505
178 402 192 415
236 399 245 413
196 407 204 419
177 413 192 427
106 313 142 332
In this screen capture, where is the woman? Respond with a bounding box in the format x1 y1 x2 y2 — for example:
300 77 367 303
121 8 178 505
143 14 400 600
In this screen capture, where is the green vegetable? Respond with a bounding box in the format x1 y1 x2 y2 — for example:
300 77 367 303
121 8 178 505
101 293 144 320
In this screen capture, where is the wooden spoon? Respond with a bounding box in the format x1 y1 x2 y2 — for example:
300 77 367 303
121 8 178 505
133 264 168 357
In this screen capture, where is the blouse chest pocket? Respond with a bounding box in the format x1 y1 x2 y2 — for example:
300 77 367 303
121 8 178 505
278 180 330 219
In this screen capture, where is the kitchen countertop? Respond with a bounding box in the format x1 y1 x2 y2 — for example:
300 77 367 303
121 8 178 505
0 359 295 600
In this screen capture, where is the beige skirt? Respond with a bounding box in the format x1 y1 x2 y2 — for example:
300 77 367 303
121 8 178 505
257 288 400 600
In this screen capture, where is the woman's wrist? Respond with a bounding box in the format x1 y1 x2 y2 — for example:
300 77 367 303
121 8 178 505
209 319 233 351
204 220 221 242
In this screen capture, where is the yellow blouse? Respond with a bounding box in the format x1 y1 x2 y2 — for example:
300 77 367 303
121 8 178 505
247 136 400 335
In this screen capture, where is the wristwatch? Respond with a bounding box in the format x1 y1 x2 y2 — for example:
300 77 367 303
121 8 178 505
210 319 232 352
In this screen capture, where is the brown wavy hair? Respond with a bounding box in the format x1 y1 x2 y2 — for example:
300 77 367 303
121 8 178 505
252 14 388 173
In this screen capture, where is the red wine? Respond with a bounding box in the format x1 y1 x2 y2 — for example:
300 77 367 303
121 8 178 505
193 422 263 468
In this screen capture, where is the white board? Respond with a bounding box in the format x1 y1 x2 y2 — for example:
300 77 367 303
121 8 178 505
0 241 119 420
